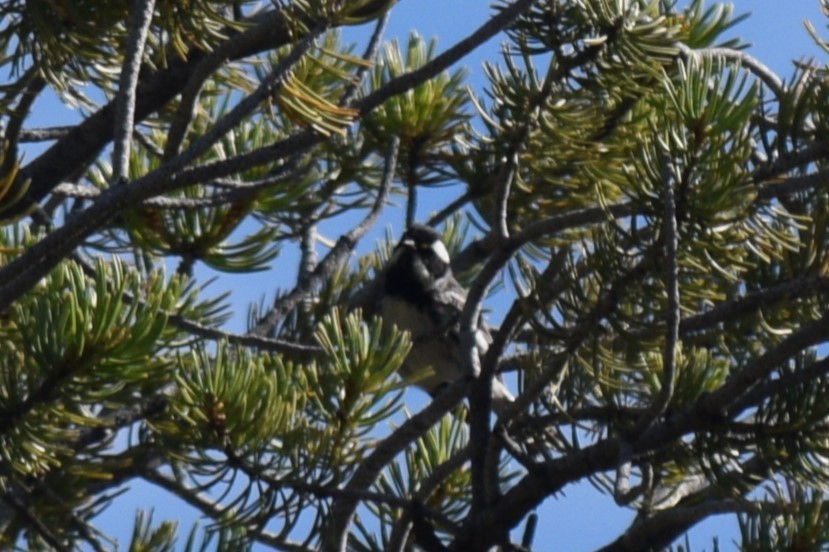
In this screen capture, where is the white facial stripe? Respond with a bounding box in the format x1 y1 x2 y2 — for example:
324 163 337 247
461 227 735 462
413 259 432 286
431 240 450 265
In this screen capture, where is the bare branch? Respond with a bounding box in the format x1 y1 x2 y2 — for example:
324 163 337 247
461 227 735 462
18 126 73 142
339 11 390 106
650 155 680 419
112 0 157 182
163 7 297 159
169 314 323 360
405 182 418 227
677 43 785 100
250 135 399 336
598 498 754 552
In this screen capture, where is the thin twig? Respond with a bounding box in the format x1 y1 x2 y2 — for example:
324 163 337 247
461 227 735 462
169 314 323 359
250 135 399 336
338 12 389 106
132 128 165 158
451 200 636 274
727 355 829 416
650 276 829 339
144 469 316 552
677 43 785 101
51 161 307 209
112 0 157 182
426 191 473 226
163 7 295 159
258 474 456 531
650 155 679 419
756 167 829 200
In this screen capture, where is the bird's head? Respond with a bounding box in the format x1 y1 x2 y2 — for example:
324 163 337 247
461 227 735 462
385 224 451 295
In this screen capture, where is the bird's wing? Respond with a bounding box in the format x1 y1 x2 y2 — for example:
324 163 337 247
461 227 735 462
428 277 493 354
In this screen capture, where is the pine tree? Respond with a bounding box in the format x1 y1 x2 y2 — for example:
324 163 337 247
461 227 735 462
1 0 829 550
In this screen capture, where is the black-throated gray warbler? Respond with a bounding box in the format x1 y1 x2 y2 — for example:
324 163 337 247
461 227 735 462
381 224 514 413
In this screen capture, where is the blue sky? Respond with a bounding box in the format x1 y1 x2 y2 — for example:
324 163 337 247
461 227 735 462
14 0 829 549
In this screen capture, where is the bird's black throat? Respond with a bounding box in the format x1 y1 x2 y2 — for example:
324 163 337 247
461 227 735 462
383 248 435 307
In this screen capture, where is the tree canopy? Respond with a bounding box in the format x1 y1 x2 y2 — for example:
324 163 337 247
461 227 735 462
2 0 829 550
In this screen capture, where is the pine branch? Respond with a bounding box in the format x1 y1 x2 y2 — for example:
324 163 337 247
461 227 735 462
15 6 305 209
387 447 470 552
453 310 829 548
1 494 70 552
111 0 157 182
323 377 468 552
143 469 316 552
0 0 535 314
649 155 680 421
250 135 398 336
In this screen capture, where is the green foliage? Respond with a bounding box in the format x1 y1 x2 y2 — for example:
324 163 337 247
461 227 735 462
364 32 471 186
129 510 178 552
162 342 305 453
3 0 829 550
309 308 408 438
0 253 180 477
739 483 829 551
263 31 364 137
0 0 245 101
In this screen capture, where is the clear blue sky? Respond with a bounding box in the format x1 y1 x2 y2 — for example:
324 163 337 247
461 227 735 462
17 1 829 550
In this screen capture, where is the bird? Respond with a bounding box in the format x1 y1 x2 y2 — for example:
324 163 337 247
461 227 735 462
380 223 515 414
